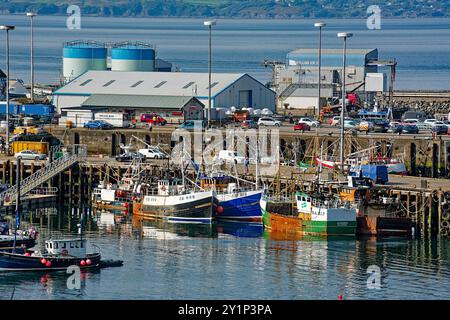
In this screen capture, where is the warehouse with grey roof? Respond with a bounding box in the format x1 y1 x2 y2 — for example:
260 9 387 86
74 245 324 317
53 70 276 115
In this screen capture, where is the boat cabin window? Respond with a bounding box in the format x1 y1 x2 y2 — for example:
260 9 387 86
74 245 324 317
62 242 66 249
55 242 58 249
70 242 74 248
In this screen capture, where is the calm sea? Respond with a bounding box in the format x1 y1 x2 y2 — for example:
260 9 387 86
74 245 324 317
0 207 450 300
0 15 449 90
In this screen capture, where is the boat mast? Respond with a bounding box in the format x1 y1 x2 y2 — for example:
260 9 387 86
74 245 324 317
13 157 21 253
255 139 259 189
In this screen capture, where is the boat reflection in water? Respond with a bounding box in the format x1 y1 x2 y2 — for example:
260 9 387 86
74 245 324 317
132 215 264 239
132 215 218 239
217 221 263 238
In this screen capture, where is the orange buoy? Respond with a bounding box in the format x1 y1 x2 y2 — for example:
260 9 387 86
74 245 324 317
41 258 47 265
80 260 86 266
217 206 224 214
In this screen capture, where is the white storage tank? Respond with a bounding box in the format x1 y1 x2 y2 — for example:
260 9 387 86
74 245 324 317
111 42 155 72
63 41 107 82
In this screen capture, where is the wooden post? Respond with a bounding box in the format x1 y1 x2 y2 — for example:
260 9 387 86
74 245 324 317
68 168 72 204
1 161 5 184
9 160 13 185
438 191 442 237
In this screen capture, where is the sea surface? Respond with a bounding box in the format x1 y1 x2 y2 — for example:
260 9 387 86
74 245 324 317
0 15 449 90
1 207 450 300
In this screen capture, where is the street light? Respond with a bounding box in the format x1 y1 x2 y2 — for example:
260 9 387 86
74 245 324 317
204 20 216 128
0 25 15 154
314 22 326 118
337 32 353 171
27 12 37 103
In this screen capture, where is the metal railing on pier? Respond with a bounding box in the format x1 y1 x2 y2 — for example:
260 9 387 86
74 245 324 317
0 145 87 204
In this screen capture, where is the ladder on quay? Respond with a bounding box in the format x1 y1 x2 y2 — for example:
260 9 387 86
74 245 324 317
0 145 87 205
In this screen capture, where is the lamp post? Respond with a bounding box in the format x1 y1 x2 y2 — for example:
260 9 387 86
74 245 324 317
27 12 37 103
1 25 15 154
204 20 216 128
314 22 326 118
337 32 353 171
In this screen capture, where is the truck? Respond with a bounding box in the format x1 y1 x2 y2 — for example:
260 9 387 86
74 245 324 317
233 110 251 123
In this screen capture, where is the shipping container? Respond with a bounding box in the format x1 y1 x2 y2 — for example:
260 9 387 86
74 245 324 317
12 141 49 154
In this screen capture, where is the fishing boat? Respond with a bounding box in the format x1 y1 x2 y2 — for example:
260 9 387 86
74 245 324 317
201 173 263 222
0 238 101 271
262 192 357 236
133 180 216 223
214 188 263 222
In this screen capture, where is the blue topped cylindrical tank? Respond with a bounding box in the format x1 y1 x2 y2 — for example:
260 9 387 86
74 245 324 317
111 41 155 72
63 41 107 81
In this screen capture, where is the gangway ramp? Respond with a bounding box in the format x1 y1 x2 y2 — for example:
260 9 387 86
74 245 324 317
0 145 87 205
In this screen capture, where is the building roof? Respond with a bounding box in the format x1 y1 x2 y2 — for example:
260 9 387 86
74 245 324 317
54 70 246 98
81 94 202 109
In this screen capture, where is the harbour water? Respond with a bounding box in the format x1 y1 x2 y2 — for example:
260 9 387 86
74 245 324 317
1 207 450 300
0 15 449 89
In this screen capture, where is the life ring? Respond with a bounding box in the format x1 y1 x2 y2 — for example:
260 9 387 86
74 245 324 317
61 249 69 256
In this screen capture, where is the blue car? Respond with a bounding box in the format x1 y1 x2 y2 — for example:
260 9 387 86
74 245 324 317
395 124 419 134
83 120 113 129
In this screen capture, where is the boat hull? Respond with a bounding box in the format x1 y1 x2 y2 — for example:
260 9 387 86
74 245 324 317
0 252 101 272
215 190 263 222
134 191 215 223
262 211 356 236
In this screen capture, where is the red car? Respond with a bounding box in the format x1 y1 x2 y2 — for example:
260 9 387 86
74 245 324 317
294 123 311 131
140 114 167 125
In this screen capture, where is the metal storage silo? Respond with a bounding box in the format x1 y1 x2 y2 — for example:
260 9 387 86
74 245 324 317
63 41 107 81
111 41 155 72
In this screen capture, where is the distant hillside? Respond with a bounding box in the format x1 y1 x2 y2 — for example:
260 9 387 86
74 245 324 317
1 0 449 18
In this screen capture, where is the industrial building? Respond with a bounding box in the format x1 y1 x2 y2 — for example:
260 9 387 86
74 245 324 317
271 48 389 114
53 70 276 114
62 41 173 82
285 48 379 92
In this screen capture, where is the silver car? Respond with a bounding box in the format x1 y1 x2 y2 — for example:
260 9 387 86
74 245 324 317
14 150 47 161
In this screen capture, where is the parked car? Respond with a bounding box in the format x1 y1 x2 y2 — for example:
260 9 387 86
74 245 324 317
329 116 341 126
83 120 113 130
388 121 401 133
343 120 359 130
115 152 146 162
138 148 168 159
213 150 246 164
140 114 167 126
241 120 258 129
397 124 419 134
431 124 448 135
293 122 311 131
14 150 47 161
372 119 390 133
403 119 428 130
298 117 320 128
257 117 281 127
